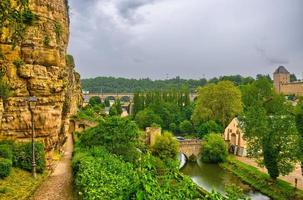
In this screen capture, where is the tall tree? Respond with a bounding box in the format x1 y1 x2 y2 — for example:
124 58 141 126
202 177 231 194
295 102 303 175
192 81 243 127
241 79 299 179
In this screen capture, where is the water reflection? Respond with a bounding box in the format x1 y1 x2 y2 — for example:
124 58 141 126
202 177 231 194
181 160 270 200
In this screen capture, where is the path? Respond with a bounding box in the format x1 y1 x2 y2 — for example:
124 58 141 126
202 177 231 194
32 134 74 200
237 156 303 190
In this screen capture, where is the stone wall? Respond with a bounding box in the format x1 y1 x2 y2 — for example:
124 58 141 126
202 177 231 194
280 82 303 96
0 0 82 154
179 139 201 159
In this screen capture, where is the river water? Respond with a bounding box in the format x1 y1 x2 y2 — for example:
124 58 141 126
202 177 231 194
179 154 270 200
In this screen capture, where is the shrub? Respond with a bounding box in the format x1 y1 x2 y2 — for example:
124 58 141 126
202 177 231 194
179 120 193 134
88 96 101 106
13 142 45 173
196 120 223 138
200 133 228 163
79 117 140 162
169 122 177 133
0 144 13 160
0 158 12 179
73 147 139 200
135 108 163 129
151 132 179 160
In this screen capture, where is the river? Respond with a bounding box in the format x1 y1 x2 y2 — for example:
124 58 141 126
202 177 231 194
179 154 270 200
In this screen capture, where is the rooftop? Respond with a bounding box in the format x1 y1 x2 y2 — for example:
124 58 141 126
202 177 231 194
274 66 290 74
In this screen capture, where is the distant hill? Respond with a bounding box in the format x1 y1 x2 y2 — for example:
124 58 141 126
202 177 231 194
81 75 264 93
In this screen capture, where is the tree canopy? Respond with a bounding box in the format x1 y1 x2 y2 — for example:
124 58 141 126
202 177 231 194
192 81 243 127
240 78 300 179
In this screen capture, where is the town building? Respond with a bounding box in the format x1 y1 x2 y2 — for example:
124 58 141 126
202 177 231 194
223 118 247 157
273 66 303 96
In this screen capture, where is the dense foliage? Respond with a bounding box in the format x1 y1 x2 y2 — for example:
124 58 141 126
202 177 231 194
72 104 105 122
0 141 45 178
73 117 203 199
79 117 140 162
151 132 179 160
196 120 223 138
73 147 138 200
192 81 243 128
81 75 256 93
132 89 194 134
13 142 45 173
240 78 299 179
295 100 303 175
200 134 228 164
0 158 12 179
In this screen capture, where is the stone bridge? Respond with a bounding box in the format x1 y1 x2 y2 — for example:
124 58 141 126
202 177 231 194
84 92 197 102
179 139 202 160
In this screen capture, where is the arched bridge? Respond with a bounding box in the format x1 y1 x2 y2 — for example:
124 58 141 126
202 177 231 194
84 92 197 102
179 139 201 160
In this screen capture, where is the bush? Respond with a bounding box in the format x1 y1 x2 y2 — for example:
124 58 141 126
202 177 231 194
73 147 139 200
0 144 13 160
200 133 227 163
79 117 140 162
151 132 179 160
135 108 163 129
196 120 223 138
13 142 45 173
0 158 12 179
169 122 177 133
179 120 193 134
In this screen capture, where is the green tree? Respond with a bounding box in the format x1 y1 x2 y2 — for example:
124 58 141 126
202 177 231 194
114 99 123 115
295 102 303 175
79 117 140 162
200 133 227 164
192 81 243 127
241 85 299 179
109 106 118 116
89 96 101 106
151 132 179 160
135 108 163 129
179 120 193 134
104 98 110 107
196 120 223 138
169 122 177 133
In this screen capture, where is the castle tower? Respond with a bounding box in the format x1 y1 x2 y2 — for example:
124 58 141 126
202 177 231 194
273 66 290 93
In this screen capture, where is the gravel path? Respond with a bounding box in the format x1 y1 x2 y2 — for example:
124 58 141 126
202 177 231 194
237 156 303 190
32 134 75 200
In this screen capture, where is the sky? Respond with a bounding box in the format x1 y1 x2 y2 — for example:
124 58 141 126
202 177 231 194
68 0 303 80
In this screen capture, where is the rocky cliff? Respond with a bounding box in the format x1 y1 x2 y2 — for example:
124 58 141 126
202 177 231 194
0 0 82 156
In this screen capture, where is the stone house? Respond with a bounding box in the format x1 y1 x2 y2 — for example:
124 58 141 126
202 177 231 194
223 118 247 156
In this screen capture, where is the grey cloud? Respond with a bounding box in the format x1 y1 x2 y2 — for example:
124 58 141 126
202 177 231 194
68 0 303 79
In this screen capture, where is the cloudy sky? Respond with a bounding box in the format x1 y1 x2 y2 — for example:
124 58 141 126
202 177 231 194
68 0 303 80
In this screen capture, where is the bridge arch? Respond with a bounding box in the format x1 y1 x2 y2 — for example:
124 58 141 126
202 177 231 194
120 96 130 102
105 96 116 101
179 139 201 161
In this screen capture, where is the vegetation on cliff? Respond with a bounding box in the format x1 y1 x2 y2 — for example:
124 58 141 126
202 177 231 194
73 116 202 199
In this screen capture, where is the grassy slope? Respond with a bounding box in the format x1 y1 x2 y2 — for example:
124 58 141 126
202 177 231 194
220 157 303 200
0 168 47 200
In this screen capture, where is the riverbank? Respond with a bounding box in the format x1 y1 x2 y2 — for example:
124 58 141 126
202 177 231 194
221 156 303 200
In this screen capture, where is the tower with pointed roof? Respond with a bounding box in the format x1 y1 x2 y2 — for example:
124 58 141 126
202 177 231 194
273 66 290 93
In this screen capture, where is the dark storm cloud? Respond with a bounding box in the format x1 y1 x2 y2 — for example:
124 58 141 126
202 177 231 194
68 0 303 79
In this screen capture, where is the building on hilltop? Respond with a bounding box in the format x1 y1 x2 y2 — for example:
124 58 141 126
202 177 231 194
273 66 303 96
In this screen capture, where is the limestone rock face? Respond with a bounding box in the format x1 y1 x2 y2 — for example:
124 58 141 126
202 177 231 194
0 0 83 153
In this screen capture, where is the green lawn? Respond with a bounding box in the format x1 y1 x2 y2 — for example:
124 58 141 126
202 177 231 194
221 156 303 200
0 168 47 200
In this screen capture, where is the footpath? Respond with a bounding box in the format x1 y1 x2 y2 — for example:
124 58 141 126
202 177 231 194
32 134 74 200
